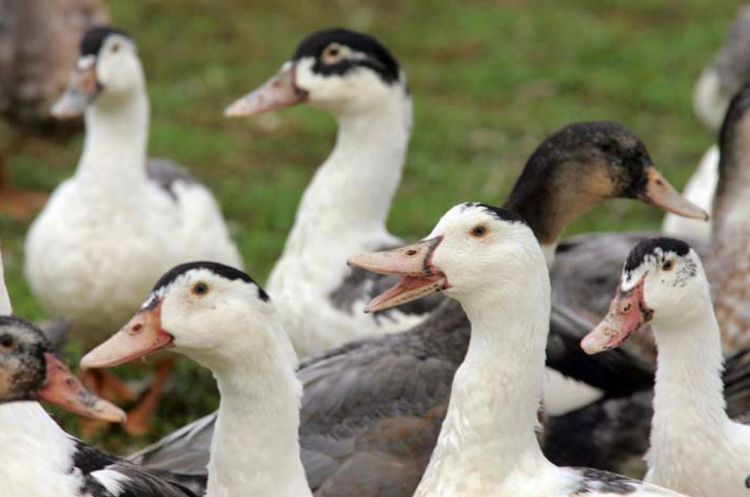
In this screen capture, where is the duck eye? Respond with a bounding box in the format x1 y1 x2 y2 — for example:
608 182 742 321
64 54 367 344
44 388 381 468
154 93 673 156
662 260 674 271
111 42 121 53
322 44 344 64
0 335 15 349
192 282 209 296
470 225 488 238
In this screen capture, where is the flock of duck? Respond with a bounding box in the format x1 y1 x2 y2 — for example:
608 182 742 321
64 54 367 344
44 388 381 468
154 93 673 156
3 6 750 497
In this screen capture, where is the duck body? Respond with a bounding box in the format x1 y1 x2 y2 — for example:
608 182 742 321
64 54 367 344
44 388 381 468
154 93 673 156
352 203 684 497
25 28 241 347
82 262 314 497
227 29 439 358
582 238 750 495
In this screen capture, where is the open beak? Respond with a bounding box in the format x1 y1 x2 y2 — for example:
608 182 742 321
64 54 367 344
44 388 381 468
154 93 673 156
224 64 308 117
638 167 709 221
51 56 100 119
581 279 653 354
347 237 447 313
80 300 173 369
35 353 126 423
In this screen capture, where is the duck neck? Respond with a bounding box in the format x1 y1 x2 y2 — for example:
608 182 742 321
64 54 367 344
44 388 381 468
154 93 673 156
417 268 551 494
283 88 411 249
651 292 728 440
199 328 312 497
76 88 149 189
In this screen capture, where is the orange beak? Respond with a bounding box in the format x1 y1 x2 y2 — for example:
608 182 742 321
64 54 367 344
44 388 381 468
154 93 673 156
581 279 653 354
80 300 173 369
51 57 100 119
224 64 308 117
347 237 447 313
638 167 709 221
36 353 126 423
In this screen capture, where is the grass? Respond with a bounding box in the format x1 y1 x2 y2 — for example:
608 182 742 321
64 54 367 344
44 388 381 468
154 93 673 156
0 0 738 453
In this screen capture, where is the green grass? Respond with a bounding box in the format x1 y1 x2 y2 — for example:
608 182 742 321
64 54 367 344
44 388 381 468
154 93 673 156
0 0 737 453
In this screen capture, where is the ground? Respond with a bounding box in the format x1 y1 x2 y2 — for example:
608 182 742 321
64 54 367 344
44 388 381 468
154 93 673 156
0 0 735 453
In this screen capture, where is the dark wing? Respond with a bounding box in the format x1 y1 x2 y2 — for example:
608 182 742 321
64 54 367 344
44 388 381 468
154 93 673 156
127 413 214 493
300 300 468 496
724 347 750 420
543 390 654 477
72 440 197 497
328 242 444 321
146 157 197 199
546 304 654 396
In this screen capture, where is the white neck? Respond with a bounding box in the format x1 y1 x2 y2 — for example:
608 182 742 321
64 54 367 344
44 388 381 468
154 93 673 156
198 324 312 497
76 89 149 188
415 266 552 495
280 88 411 254
0 403 79 496
650 289 729 445
0 249 10 315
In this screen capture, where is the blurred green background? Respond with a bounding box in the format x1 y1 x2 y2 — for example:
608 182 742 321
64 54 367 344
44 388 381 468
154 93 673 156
0 0 738 452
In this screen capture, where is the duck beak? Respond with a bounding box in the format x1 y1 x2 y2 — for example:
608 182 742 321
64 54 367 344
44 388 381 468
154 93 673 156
36 353 126 423
638 167 709 221
581 279 653 354
347 237 447 313
51 56 100 119
80 300 173 369
224 64 308 117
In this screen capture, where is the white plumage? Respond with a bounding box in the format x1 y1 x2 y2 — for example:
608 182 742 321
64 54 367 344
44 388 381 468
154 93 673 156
25 30 241 347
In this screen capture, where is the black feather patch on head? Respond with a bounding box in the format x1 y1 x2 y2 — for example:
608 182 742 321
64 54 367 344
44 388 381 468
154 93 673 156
292 28 401 84
461 202 527 224
152 262 270 302
624 237 690 273
80 26 130 57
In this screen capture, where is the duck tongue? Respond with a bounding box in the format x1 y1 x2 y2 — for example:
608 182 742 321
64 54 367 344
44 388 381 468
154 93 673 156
366 274 447 313
348 236 447 313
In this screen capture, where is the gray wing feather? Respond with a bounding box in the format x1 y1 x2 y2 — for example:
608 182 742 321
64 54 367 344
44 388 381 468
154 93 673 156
146 157 197 198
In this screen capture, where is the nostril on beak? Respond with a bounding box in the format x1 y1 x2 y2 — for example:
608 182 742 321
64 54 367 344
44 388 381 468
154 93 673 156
405 249 418 256
132 323 142 333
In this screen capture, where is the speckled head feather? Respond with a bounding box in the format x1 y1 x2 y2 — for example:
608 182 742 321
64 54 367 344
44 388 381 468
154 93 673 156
80 26 130 56
0 316 51 402
624 237 690 273
152 262 270 302
292 28 401 85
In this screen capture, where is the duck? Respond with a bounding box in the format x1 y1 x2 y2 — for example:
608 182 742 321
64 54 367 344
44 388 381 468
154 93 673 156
0 250 198 497
662 6 750 240
81 261 312 497
224 28 441 357
0 0 107 220
127 121 707 496
24 26 242 434
349 202 687 497
581 237 750 496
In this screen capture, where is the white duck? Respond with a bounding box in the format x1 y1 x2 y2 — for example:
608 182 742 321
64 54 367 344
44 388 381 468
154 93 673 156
81 261 312 497
224 28 437 357
348 202 685 497
662 6 750 240
0 249 196 497
24 26 241 432
582 237 750 497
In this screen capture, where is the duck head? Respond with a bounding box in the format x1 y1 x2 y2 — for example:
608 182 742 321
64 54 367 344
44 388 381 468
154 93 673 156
0 316 125 422
349 203 543 312
225 28 407 118
52 26 144 118
581 237 705 354
504 122 708 248
80 262 282 371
